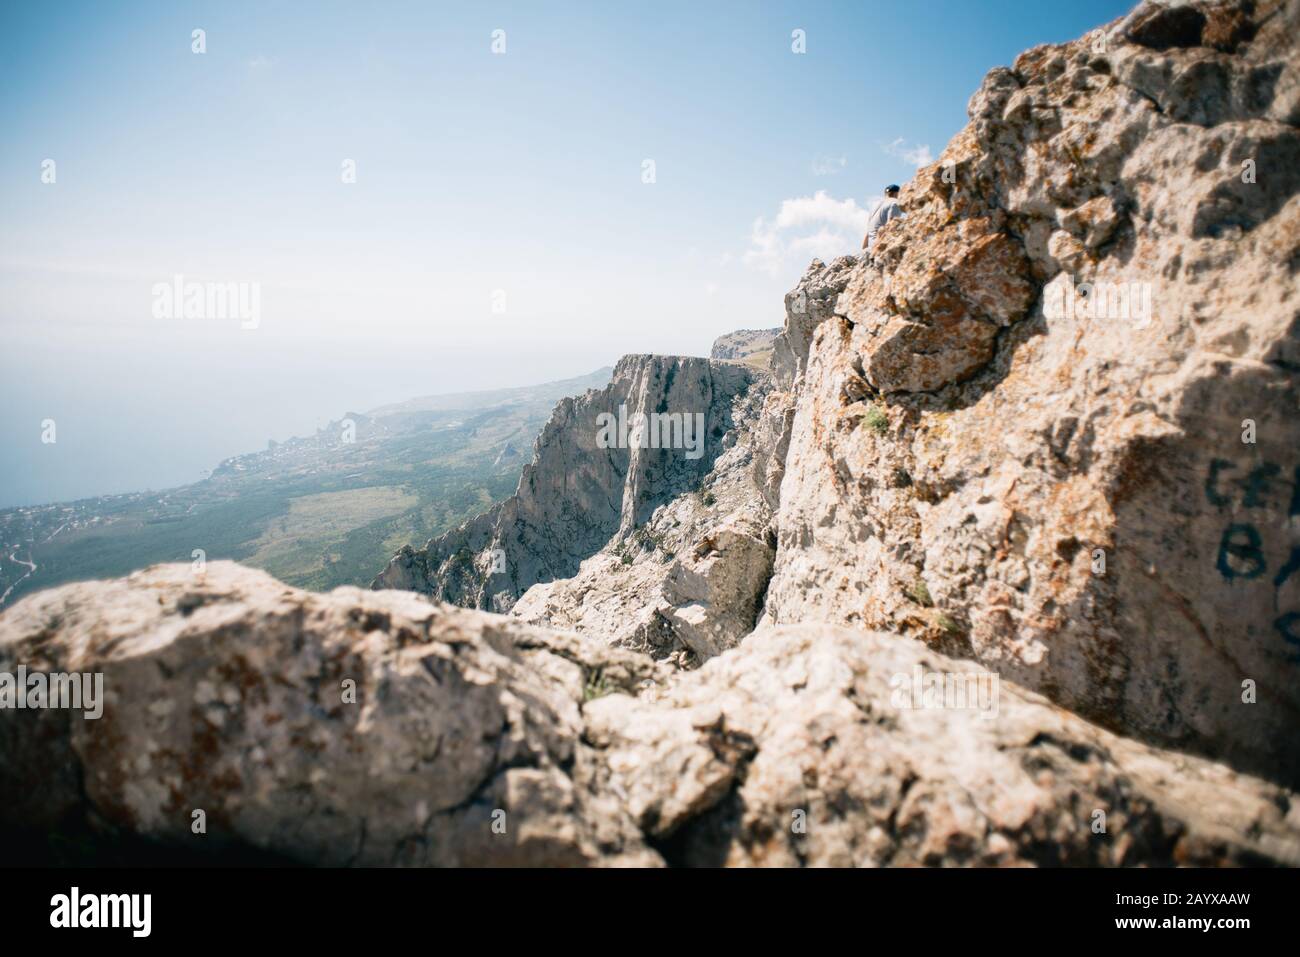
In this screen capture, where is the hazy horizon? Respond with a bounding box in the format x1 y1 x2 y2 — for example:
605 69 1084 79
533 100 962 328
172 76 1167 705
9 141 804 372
1 0 1132 508
0 357 618 508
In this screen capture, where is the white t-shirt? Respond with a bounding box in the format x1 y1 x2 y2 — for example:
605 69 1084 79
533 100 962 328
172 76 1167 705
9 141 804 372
865 196 904 250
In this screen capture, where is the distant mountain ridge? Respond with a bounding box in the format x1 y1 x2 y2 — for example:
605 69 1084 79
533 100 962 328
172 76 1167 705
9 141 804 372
709 328 780 367
367 370 615 417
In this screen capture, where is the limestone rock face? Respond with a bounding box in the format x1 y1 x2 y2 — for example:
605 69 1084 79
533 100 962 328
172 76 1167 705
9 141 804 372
762 0 1300 785
4 564 1297 866
586 623 1300 867
751 256 860 517
373 355 759 613
511 380 775 664
771 256 859 391
0 563 662 866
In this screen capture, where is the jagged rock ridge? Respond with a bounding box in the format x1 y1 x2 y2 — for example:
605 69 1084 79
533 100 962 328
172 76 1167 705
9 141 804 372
511 375 776 664
373 355 759 614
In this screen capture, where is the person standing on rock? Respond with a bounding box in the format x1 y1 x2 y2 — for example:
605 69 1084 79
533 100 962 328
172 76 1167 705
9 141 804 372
862 184 904 255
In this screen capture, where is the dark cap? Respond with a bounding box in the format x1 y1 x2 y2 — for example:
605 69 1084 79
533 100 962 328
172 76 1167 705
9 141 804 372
885 184 900 193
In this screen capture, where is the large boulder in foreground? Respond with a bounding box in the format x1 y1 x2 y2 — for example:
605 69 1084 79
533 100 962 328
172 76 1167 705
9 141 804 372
589 622 1300 866
0 562 661 866
3 563 1298 866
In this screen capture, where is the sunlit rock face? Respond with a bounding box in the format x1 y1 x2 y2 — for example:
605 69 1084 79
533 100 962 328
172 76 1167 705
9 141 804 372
4 564 1299 867
761 0 1300 785
373 355 759 614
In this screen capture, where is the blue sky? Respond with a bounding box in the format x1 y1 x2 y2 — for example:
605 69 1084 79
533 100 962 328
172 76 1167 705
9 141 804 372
0 0 1134 505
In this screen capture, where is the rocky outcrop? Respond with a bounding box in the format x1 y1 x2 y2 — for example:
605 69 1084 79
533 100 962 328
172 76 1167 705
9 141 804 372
588 621 1300 867
4 563 1298 866
372 0 1299 787
762 0 1300 786
373 355 759 613
710 328 781 363
0 563 663 866
770 256 860 391
511 380 775 664
753 256 862 517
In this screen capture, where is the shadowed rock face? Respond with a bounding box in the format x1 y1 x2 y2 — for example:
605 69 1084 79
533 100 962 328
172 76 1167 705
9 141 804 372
761 0 1300 787
3 563 1298 867
372 355 759 613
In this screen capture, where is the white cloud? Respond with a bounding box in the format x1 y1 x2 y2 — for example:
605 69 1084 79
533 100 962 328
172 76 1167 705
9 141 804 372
743 191 870 276
884 137 933 167
811 154 847 176
247 55 277 73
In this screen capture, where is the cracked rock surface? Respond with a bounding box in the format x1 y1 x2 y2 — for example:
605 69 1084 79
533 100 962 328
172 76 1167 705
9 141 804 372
0 563 662 866
762 0 1300 786
4 563 1299 866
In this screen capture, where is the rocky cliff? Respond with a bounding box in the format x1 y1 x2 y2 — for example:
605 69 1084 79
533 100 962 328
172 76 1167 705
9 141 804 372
372 355 759 613
762 0 1300 786
3 0 1299 866
470 0 1300 785
511 375 776 664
